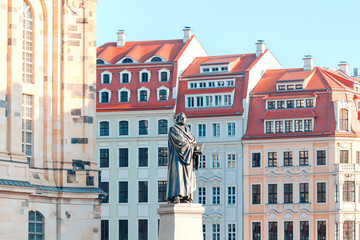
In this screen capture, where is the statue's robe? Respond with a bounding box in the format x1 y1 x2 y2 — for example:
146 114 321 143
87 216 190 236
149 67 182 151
167 124 196 200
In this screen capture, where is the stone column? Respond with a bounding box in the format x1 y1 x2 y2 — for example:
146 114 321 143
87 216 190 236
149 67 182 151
158 203 205 240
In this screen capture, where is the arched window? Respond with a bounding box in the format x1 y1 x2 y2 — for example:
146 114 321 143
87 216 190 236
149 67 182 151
122 58 133 63
151 57 162 62
28 211 44 239
158 119 168 134
340 108 348 131
23 1 33 83
120 91 128 103
97 59 105 64
139 90 148 102
139 120 148 135
100 121 109 136
119 121 129 136
159 90 167 101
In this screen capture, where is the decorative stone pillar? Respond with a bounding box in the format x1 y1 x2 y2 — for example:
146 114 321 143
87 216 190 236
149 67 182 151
158 203 205 240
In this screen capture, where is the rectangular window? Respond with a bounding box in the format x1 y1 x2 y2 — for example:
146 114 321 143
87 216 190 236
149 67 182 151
340 150 349 163
212 187 220 204
122 73 129 83
227 154 235 168
268 101 275 109
300 221 309 240
317 221 326 240
285 120 293 133
119 220 128 240
138 181 148 203
277 101 285 109
296 99 304 108
304 119 313 132
275 121 283 133
119 148 128 167
252 222 261 240
252 152 261 168
118 181 128 203
284 222 293 240
306 99 314 107
202 224 206 240
158 147 168 166
266 121 274 133
198 124 206 137
268 184 277 204
198 187 206 204
212 123 220 137
228 224 236 240
101 220 109 240
158 181 167 202
343 181 355 202
227 122 235 136
212 224 220 240
139 148 148 167
199 155 206 169
287 85 294 90
100 182 109 203
284 183 293 203
283 151 293 166
141 72 148 82
205 96 213 106
22 94 33 163
224 95 232 105
252 184 261 205
299 183 309 203
343 221 355 240
295 120 303 132
268 152 277 167
197 96 204 107
160 71 168 81
299 151 309 165
227 186 236 204
212 154 220 168
296 84 303 89
316 150 326 165
317 182 326 203
187 97 194 107
287 100 294 108
215 95 222 106
357 151 360 164
100 149 109 168
269 222 278 240
278 85 286 90
138 219 148 240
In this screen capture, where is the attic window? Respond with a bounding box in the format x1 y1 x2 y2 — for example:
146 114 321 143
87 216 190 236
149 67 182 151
221 67 228 71
296 84 303 89
278 85 286 91
203 68 210 72
151 57 162 62
97 59 105 64
212 67 219 72
122 58 133 63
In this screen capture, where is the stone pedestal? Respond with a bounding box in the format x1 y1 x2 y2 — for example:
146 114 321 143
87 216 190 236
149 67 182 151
157 203 205 240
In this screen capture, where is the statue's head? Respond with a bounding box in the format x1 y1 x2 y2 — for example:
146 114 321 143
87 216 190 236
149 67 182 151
175 112 187 125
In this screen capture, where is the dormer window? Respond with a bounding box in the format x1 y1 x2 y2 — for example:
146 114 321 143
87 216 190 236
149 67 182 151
217 81 224 87
151 57 162 62
97 59 105 64
122 58 133 63
212 67 219 72
139 69 151 83
287 85 294 90
199 82 206 88
221 67 228 71
203 68 210 72
296 84 303 89
278 85 286 90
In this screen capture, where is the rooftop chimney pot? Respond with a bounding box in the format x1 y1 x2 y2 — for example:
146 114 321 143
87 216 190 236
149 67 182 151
117 30 126 47
354 68 359 77
255 40 266 57
183 27 192 43
338 61 349 75
303 55 314 71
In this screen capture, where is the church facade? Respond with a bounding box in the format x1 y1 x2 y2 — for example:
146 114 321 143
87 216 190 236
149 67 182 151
0 0 101 239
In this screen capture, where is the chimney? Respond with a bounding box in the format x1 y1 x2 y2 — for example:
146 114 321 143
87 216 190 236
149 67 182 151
354 68 359 77
183 27 192 43
117 30 126 47
303 55 314 71
338 61 349 75
255 40 266 57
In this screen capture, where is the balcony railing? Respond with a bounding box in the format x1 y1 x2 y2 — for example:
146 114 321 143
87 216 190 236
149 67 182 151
334 163 359 172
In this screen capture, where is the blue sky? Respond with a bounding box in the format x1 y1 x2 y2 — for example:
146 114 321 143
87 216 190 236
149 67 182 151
97 0 360 73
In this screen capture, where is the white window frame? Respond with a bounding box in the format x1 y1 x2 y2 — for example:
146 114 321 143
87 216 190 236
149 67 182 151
198 123 206 138
98 147 110 168
158 68 170 82
145 55 166 63
315 181 327 204
116 56 137 64
120 70 131 83
266 151 278 167
98 88 112 103
139 69 151 83
118 119 130 137
227 185 236 205
227 122 236 137
266 183 278 204
298 182 310 204
315 149 327 167
283 182 294 204
227 153 236 168
316 219 328 240
251 221 262 240
267 221 279 240
264 118 314 134
212 123 221 137
137 87 150 102
96 58 110 65
212 186 221 205
250 151 262 168
227 223 236 240
283 221 294 239
118 88 130 103
98 119 111 137
212 153 221 168
156 86 169 101
100 71 112 84
250 183 262 206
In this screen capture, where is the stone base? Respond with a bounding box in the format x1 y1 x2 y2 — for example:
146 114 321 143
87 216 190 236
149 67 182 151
157 203 205 240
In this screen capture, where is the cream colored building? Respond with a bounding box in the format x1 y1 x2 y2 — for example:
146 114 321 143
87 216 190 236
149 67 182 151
0 0 101 239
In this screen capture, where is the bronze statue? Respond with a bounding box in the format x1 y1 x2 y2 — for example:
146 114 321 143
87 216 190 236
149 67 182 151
167 112 203 203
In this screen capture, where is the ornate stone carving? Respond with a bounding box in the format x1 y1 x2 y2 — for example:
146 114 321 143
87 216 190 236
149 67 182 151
66 0 85 14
